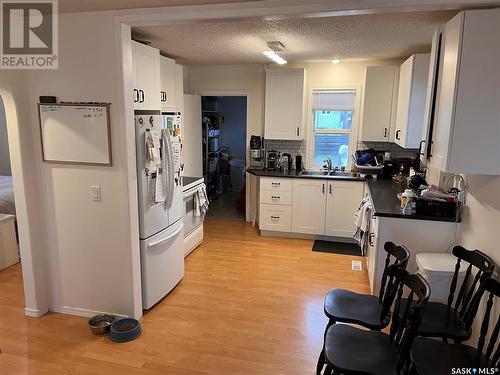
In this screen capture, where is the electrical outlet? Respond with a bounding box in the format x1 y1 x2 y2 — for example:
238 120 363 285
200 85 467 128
351 260 362 271
91 186 101 201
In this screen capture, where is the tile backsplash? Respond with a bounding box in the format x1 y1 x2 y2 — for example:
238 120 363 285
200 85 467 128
263 139 418 167
264 139 306 158
358 141 419 159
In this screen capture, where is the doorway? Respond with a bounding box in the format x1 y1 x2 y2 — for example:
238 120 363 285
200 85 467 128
202 96 247 221
0 96 21 288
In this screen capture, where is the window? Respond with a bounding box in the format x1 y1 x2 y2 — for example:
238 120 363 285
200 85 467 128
311 90 356 169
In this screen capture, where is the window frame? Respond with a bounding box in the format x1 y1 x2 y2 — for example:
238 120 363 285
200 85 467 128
305 85 361 170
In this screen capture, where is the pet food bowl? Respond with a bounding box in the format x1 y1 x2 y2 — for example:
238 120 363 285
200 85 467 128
88 314 116 335
109 318 142 343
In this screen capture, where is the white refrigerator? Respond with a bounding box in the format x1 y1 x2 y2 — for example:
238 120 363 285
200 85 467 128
135 111 184 309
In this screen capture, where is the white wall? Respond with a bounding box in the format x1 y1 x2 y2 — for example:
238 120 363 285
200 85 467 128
0 98 12 176
186 64 265 166
24 12 141 317
457 175 500 342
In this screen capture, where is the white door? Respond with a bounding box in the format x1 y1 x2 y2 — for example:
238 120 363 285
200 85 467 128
160 56 176 109
325 181 364 237
291 179 326 235
361 65 398 142
136 115 168 239
264 68 305 140
429 14 462 172
134 41 160 111
141 220 185 309
394 56 413 147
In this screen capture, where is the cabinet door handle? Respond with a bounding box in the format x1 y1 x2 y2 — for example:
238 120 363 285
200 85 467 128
271 196 280 200
296 126 300 137
369 233 375 247
329 185 332 195
164 92 168 102
139 90 145 103
270 215 280 220
383 127 388 138
271 182 280 186
322 184 325 194
428 140 434 157
418 140 426 156
133 89 139 103
395 130 401 140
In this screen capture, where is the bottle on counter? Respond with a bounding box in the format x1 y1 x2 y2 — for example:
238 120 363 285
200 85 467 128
400 189 416 215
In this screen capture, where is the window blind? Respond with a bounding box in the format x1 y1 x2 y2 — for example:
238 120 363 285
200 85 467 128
312 90 356 111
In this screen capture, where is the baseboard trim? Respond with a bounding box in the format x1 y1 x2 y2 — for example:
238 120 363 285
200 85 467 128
52 306 128 319
260 230 356 243
24 307 45 318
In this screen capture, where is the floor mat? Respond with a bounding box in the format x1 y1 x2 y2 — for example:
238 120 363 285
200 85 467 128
312 240 362 256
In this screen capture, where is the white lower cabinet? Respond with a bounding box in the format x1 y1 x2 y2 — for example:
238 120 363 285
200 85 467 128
325 181 365 237
291 179 327 235
259 177 364 238
259 177 293 232
259 205 292 232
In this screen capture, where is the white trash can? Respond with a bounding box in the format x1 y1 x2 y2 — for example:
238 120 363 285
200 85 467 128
416 252 466 304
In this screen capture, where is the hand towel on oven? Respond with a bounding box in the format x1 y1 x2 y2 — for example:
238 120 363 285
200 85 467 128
353 195 372 251
194 184 209 216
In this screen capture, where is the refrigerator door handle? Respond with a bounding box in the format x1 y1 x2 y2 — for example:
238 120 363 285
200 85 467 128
148 224 184 248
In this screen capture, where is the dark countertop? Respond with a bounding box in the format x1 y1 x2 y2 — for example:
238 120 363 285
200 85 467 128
366 179 460 222
246 168 365 182
183 176 204 191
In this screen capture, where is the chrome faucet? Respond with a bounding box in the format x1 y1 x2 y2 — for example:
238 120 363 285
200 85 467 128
323 158 333 173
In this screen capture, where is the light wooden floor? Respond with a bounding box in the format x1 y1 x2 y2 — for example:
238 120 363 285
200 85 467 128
0 219 369 374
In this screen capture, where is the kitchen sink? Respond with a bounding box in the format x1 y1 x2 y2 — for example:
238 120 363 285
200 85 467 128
299 170 336 176
298 170 360 179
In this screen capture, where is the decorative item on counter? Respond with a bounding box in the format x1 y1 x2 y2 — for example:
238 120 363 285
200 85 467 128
408 174 428 193
399 189 416 215
295 154 302 172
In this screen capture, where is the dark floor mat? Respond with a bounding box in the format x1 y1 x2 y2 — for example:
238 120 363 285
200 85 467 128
312 240 362 256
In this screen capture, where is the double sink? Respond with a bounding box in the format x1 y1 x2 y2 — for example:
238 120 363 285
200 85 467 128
298 170 360 179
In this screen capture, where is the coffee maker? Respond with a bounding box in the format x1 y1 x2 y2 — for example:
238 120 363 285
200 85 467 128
266 150 280 170
250 135 263 160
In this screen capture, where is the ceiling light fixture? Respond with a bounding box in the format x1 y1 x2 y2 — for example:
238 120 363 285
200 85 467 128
332 59 340 64
263 42 287 65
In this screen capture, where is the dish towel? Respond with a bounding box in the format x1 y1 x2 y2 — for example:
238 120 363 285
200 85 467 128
194 184 209 216
353 195 372 254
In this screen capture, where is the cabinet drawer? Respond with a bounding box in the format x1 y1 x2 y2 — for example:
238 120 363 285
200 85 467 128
259 204 292 232
260 190 292 205
260 177 293 192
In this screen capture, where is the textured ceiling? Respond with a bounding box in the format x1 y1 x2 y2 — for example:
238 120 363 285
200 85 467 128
132 11 457 64
58 0 260 13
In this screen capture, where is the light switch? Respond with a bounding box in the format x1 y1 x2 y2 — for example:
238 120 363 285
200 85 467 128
91 186 101 201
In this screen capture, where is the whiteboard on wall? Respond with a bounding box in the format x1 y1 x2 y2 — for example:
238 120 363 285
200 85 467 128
38 103 112 166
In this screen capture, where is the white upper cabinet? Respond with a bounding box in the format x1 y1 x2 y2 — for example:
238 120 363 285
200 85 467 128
394 54 430 148
264 68 305 140
430 9 500 175
174 64 184 112
160 56 176 110
360 65 399 142
132 41 161 111
291 179 326 235
325 181 364 237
